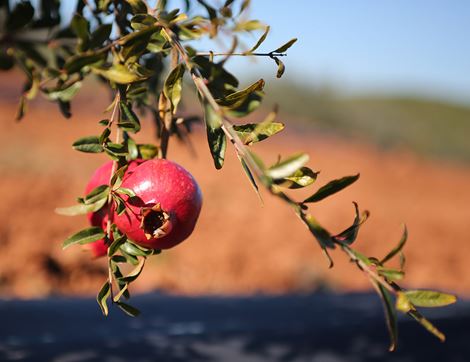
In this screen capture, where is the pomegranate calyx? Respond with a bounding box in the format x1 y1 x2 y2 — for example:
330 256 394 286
140 203 172 240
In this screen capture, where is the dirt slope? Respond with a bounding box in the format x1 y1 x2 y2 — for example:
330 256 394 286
0 76 469 299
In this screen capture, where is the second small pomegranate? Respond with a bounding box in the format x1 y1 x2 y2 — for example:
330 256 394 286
115 159 203 250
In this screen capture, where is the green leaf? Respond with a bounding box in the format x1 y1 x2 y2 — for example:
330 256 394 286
303 214 335 249
203 101 226 169
273 38 298 53
116 301 141 317
71 13 89 42
127 137 139 160
407 309 446 342
62 227 105 249
45 82 82 102
138 144 159 159
6 1 34 31
245 26 270 54
333 202 369 245
235 19 264 32
377 267 405 281
120 242 151 257
93 64 144 84
396 292 412 313
64 53 104 74
72 136 103 153
84 185 110 204
234 121 284 146
96 281 111 316
55 198 107 216
108 235 127 256
113 283 129 302
119 102 141 133
237 155 261 201
115 187 136 197
381 225 408 264
163 63 185 114
304 174 360 203
404 290 457 308
266 153 309 180
89 24 112 48
119 257 145 283
275 167 317 189
125 0 147 13
274 57 285 78
217 79 265 108
373 282 398 352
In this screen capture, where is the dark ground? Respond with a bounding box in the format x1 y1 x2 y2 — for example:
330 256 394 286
0 293 468 362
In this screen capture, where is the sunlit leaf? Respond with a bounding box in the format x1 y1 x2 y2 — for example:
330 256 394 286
404 290 457 308
273 38 298 53
245 26 270 54
372 281 398 352
93 64 144 84
267 153 309 180
234 121 284 145
274 57 285 78
275 167 318 189
55 198 107 216
163 63 185 114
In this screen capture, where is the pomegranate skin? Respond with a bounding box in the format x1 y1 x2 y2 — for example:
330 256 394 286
115 159 203 249
85 160 144 257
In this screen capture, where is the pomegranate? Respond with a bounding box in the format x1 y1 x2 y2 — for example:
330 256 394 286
115 159 203 249
85 160 144 257
85 159 202 255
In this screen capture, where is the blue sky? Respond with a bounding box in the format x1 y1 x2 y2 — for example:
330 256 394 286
59 0 469 104
232 0 470 103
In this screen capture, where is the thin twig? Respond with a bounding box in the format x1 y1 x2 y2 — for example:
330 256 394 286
196 51 287 57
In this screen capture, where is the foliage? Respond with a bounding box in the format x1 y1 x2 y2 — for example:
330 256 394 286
0 0 457 351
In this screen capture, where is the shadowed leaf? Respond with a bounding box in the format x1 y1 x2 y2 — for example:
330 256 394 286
381 225 408 264
72 136 103 153
234 121 284 145
96 281 111 316
164 63 185 113
304 174 360 203
273 38 297 53
62 227 105 249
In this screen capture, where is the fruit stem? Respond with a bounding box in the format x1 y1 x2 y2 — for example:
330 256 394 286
105 91 122 300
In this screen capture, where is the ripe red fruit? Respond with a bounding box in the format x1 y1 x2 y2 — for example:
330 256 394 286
85 159 202 256
114 159 203 250
85 160 144 257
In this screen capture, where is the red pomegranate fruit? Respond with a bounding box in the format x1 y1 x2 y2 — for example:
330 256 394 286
114 159 203 250
85 160 144 257
85 159 202 256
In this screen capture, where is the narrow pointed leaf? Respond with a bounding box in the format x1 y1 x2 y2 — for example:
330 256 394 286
381 225 408 264
119 257 146 283
377 267 405 281
407 309 446 342
55 199 107 216
93 65 143 84
64 53 104 74
163 63 185 113
203 102 226 169
274 57 285 78
119 102 141 133
373 282 398 352
234 121 284 145
72 136 103 153
63 227 106 249
217 79 265 108
333 202 369 245
304 174 360 203
96 281 111 316
275 167 318 189
245 26 270 54
404 290 457 308
273 38 297 53
267 153 309 180
303 214 335 249
116 301 141 317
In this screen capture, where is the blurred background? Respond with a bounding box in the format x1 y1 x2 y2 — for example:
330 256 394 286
1 0 469 302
